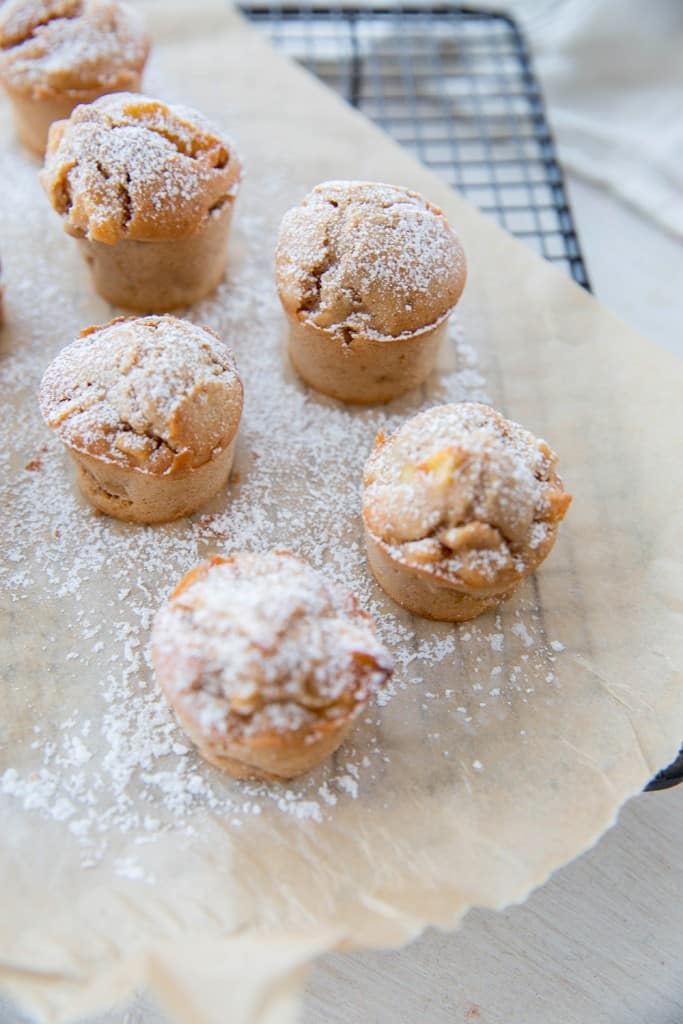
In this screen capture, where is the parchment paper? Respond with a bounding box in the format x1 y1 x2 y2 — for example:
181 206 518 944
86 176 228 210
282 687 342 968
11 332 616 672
1 4 682 1022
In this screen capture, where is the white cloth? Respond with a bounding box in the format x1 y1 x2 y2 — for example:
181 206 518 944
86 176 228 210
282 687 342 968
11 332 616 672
519 0 683 239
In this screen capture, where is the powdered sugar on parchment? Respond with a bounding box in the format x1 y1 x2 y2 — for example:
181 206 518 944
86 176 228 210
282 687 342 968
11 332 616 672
0 146 567 873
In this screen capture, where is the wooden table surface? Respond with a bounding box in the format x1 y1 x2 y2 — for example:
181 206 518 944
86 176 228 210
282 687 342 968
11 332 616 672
305 785 683 1023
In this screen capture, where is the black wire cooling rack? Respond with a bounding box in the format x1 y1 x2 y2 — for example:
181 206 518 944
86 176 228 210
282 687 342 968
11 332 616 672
240 3 683 791
240 2 590 288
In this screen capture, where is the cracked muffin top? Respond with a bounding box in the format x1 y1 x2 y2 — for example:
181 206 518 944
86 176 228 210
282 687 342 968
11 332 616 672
363 403 571 595
275 180 466 342
0 0 150 98
40 92 242 244
39 315 243 476
152 550 393 741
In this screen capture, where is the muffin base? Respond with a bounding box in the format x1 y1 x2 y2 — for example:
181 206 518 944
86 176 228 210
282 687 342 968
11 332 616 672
181 715 356 781
365 529 520 622
287 314 449 404
6 80 142 157
71 436 237 524
75 201 234 312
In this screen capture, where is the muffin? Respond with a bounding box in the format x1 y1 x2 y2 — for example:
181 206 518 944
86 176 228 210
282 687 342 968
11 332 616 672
362 403 571 621
39 315 243 523
151 551 394 780
275 180 466 404
0 0 150 156
40 92 242 310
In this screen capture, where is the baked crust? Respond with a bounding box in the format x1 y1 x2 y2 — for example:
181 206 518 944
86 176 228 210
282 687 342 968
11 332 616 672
275 179 466 343
151 551 394 780
39 315 243 522
41 92 242 243
40 314 242 472
362 403 571 620
0 0 150 99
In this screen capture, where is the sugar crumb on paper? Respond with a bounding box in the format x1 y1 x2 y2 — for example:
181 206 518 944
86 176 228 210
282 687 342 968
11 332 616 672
0 149 567 873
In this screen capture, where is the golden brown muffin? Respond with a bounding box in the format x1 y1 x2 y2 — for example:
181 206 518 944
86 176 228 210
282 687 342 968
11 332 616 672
275 180 466 403
40 92 242 310
362 403 571 621
151 551 394 781
39 315 243 522
0 0 150 155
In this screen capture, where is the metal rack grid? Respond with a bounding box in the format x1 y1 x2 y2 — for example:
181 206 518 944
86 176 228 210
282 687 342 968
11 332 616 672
240 3 590 288
241 3 683 791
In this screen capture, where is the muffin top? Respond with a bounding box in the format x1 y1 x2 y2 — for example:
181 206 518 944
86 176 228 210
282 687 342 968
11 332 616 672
41 92 242 243
363 403 571 594
39 315 243 475
0 0 149 99
275 180 466 342
152 551 394 741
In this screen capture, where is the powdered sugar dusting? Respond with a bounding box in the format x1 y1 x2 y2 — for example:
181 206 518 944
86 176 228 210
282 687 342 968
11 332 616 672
275 179 466 341
363 402 569 588
39 315 241 472
152 551 392 741
0 0 149 95
0 139 567 870
41 92 241 244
